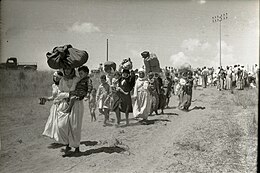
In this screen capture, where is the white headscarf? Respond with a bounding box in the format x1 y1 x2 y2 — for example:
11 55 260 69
138 68 145 72
138 68 146 80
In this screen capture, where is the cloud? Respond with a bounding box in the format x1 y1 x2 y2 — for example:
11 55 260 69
169 38 213 68
170 52 191 68
198 0 206 4
68 22 100 33
215 41 236 67
181 38 210 51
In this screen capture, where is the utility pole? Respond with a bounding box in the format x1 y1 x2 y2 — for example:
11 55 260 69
212 13 228 68
106 39 109 61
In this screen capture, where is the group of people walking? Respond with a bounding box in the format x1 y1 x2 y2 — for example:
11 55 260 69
191 64 259 91
42 45 259 155
41 50 195 154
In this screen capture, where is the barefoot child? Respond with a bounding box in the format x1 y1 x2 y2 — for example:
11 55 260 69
63 66 93 113
89 88 97 122
96 75 110 126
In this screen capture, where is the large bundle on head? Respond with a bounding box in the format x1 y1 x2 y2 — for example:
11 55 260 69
179 62 191 70
104 61 116 73
178 63 193 79
141 51 161 73
119 58 133 72
46 44 88 69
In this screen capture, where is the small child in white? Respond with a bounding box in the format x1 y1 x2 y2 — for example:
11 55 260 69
96 75 110 126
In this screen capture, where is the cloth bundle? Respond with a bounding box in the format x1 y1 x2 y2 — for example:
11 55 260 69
46 44 88 69
142 52 161 73
119 58 133 71
104 61 116 73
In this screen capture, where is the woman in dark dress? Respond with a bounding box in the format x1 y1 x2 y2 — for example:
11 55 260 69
114 69 135 126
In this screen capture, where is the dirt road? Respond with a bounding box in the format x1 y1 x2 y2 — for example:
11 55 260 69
0 87 257 173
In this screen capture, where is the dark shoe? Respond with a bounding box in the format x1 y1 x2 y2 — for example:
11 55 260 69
65 145 71 152
74 147 80 153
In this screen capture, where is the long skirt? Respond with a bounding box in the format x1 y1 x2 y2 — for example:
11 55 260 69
42 99 84 148
178 90 192 110
133 90 152 119
118 92 133 113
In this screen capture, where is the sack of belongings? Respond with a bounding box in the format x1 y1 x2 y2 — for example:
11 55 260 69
179 63 191 70
104 61 116 73
46 44 88 69
141 51 161 73
178 63 193 79
119 58 133 71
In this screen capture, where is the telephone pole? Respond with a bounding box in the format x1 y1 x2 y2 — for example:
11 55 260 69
106 39 109 61
212 13 228 68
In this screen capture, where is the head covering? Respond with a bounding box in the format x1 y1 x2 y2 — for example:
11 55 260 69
141 51 150 58
138 68 145 72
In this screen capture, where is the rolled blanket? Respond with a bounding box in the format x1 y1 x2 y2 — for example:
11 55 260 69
46 44 88 69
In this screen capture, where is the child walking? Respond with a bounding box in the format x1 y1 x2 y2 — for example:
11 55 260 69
89 88 97 122
63 66 93 113
96 75 111 126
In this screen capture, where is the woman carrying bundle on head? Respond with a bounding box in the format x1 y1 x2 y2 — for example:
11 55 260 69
114 69 135 126
42 68 85 154
44 45 89 154
176 68 194 111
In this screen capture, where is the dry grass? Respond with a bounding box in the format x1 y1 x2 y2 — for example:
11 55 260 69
231 88 258 108
0 69 54 97
155 89 258 173
0 69 103 97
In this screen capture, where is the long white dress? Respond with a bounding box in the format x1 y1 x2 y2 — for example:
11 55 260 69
42 84 60 139
133 77 152 119
43 76 84 148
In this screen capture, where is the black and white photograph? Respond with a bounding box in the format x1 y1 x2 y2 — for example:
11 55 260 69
0 0 258 172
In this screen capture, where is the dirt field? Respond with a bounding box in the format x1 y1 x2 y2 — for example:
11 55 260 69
0 86 258 173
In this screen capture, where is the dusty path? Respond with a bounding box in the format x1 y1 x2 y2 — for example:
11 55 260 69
0 87 257 173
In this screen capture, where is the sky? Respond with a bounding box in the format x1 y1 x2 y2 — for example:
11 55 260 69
0 0 259 71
